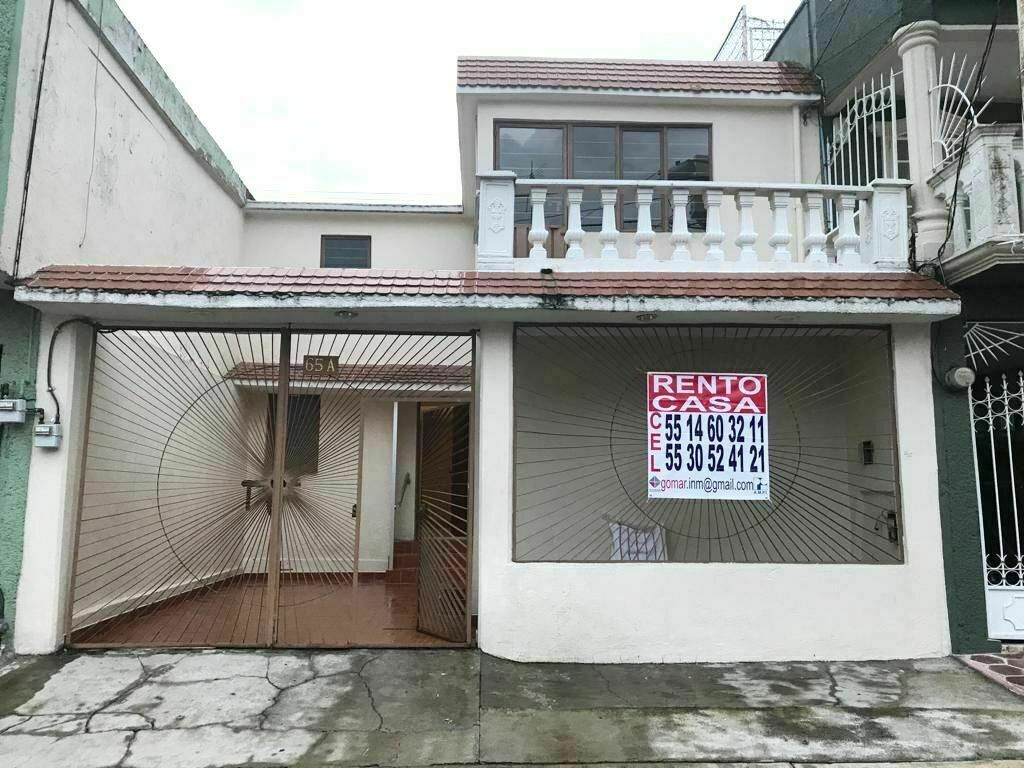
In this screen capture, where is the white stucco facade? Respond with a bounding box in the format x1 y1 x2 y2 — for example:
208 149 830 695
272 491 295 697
4 1 965 663
475 322 952 663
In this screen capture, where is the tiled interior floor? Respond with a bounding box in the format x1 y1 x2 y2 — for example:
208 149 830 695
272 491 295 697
71 576 460 648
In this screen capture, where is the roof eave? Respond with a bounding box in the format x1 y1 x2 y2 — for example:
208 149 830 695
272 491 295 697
14 286 960 325
455 86 820 104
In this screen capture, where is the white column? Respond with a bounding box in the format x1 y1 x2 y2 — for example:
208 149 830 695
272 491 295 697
703 190 725 267
15 318 94 653
834 193 862 266
599 188 619 260
474 324 515 655
868 180 911 269
734 190 758 265
634 188 656 263
527 188 548 263
768 191 793 264
670 189 692 264
476 171 516 271
802 192 828 265
893 21 947 263
564 188 585 260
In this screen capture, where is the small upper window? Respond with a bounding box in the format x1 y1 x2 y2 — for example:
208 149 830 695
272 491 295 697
321 236 370 268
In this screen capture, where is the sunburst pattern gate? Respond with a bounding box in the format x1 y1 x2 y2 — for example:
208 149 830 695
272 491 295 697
67 328 474 648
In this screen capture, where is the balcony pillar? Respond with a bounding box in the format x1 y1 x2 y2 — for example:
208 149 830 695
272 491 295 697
867 180 911 270
599 189 619 260
527 188 549 263
894 21 947 263
670 189 692 264
964 125 1022 243
703 190 725 267
734 190 758 265
634 188 656 263
565 188 585 260
476 172 516 271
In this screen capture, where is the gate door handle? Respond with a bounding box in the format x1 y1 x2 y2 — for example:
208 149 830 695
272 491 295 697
351 503 358 518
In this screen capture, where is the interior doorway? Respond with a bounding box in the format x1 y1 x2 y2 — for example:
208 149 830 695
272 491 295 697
66 328 475 648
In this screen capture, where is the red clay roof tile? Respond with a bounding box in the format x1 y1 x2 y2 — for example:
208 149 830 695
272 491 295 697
457 57 818 95
18 265 956 302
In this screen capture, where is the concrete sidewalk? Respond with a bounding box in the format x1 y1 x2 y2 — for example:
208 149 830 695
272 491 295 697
1 649 1024 767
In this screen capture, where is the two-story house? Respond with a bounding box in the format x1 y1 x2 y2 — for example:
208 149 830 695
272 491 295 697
1 0 974 663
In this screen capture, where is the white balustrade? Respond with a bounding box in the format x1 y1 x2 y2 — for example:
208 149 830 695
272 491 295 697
634 188 656 263
565 188 584 260
703 190 725 267
833 193 861 266
734 191 757 265
528 188 548 263
802 192 828 266
768 191 792 263
599 189 619 260
670 189 692 263
474 174 909 274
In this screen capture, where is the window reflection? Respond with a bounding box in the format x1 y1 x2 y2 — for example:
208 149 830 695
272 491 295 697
495 123 712 232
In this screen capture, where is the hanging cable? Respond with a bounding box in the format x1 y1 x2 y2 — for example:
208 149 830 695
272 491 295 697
11 0 57 282
916 0 1002 280
45 318 96 425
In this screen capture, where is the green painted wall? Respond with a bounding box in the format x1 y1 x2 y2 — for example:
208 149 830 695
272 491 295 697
0 0 25 237
931 317 1000 654
768 0 1016 104
0 294 39 644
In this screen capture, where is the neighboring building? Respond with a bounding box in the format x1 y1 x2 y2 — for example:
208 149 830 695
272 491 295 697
769 0 1022 651
0 0 1008 663
715 5 788 62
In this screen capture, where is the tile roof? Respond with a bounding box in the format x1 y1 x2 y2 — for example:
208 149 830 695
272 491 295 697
20 265 956 302
457 57 819 95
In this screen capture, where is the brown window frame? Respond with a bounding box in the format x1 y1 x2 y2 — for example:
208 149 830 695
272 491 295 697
320 235 372 268
494 120 713 231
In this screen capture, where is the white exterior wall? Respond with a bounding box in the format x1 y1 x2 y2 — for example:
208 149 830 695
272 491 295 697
15 318 93 654
476 323 951 663
241 211 473 270
358 400 396 572
0 0 245 277
474 100 815 182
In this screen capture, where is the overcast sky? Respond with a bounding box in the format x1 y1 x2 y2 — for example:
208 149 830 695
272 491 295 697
116 0 801 204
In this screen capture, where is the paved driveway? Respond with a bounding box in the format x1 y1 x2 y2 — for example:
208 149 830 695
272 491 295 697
2 650 1024 767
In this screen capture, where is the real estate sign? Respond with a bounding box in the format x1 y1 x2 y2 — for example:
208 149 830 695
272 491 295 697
647 372 769 500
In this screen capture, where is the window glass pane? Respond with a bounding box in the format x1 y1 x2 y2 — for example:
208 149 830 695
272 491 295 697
667 128 711 231
572 126 615 231
497 126 565 225
666 127 710 180
322 237 370 268
621 130 662 230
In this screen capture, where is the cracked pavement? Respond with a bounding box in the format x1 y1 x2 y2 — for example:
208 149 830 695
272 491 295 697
2 651 1024 767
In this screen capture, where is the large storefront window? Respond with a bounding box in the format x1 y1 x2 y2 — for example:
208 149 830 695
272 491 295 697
513 325 902 564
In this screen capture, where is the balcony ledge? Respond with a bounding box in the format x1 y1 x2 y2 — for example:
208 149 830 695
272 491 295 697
941 236 1024 284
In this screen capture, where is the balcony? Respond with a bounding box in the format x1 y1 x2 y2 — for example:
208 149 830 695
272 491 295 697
928 125 1024 283
476 172 911 274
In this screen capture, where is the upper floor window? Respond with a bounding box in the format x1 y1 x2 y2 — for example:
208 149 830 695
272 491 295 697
496 122 711 231
321 235 371 268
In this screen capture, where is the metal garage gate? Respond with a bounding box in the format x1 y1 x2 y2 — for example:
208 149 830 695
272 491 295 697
66 328 474 648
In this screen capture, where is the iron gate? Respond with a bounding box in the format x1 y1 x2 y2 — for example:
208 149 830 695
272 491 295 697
67 328 474 648
970 371 1024 640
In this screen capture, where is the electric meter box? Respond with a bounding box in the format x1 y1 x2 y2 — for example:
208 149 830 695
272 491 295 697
33 423 63 449
0 399 27 423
